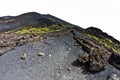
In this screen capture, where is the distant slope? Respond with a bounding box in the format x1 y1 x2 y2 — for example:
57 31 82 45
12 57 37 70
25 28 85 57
0 12 78 32
0 12 119 43
85 27 120 44
42 14 78 27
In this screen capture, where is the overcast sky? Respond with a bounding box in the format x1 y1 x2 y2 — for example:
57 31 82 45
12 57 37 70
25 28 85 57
0 0 120 41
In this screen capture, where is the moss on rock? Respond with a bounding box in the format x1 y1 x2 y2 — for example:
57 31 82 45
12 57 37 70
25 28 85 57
88 34 120 54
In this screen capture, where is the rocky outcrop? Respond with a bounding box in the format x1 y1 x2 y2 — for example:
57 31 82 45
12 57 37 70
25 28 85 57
0 28 72 56
74 35 111 72
85 27 120 70
0 32 42 55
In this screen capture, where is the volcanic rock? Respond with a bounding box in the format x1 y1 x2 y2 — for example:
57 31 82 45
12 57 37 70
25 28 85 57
75 37 111 72
20 53 27 60
37 52 45 56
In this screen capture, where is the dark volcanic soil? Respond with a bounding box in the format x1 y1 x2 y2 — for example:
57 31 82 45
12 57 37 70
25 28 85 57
0 33 87 80
0 33 120 80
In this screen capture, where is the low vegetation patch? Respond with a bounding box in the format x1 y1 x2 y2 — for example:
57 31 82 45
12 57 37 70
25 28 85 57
88 34 120 54
15 24 66 35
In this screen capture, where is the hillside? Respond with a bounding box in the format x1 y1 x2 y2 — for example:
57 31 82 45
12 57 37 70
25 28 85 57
0 12 120 80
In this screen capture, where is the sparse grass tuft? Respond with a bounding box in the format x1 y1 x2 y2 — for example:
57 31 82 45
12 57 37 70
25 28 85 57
15 25 66 35
88 34 120 54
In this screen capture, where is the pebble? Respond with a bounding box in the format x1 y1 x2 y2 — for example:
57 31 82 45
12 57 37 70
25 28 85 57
67 48 71 51
66 67 71 71
49 54 51 57
21 53 27 60
37 52 45 56
107 73 120 80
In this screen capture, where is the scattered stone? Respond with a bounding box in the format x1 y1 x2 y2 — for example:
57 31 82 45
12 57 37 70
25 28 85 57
45 42 51 45
21 53 27 60
67 48 71 51
66 67 71 71
37 52 45 56
49 54 51 57
107 73 120 80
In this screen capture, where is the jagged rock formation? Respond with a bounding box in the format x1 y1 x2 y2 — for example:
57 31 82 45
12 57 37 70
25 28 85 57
74 36 111 72
72 27 120 72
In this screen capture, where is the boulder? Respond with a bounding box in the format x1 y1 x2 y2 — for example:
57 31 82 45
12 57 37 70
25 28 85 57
20 53 27 60
76 38 111 72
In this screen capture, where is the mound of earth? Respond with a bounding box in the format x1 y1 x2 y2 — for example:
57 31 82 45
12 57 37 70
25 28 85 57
0 12 120 80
